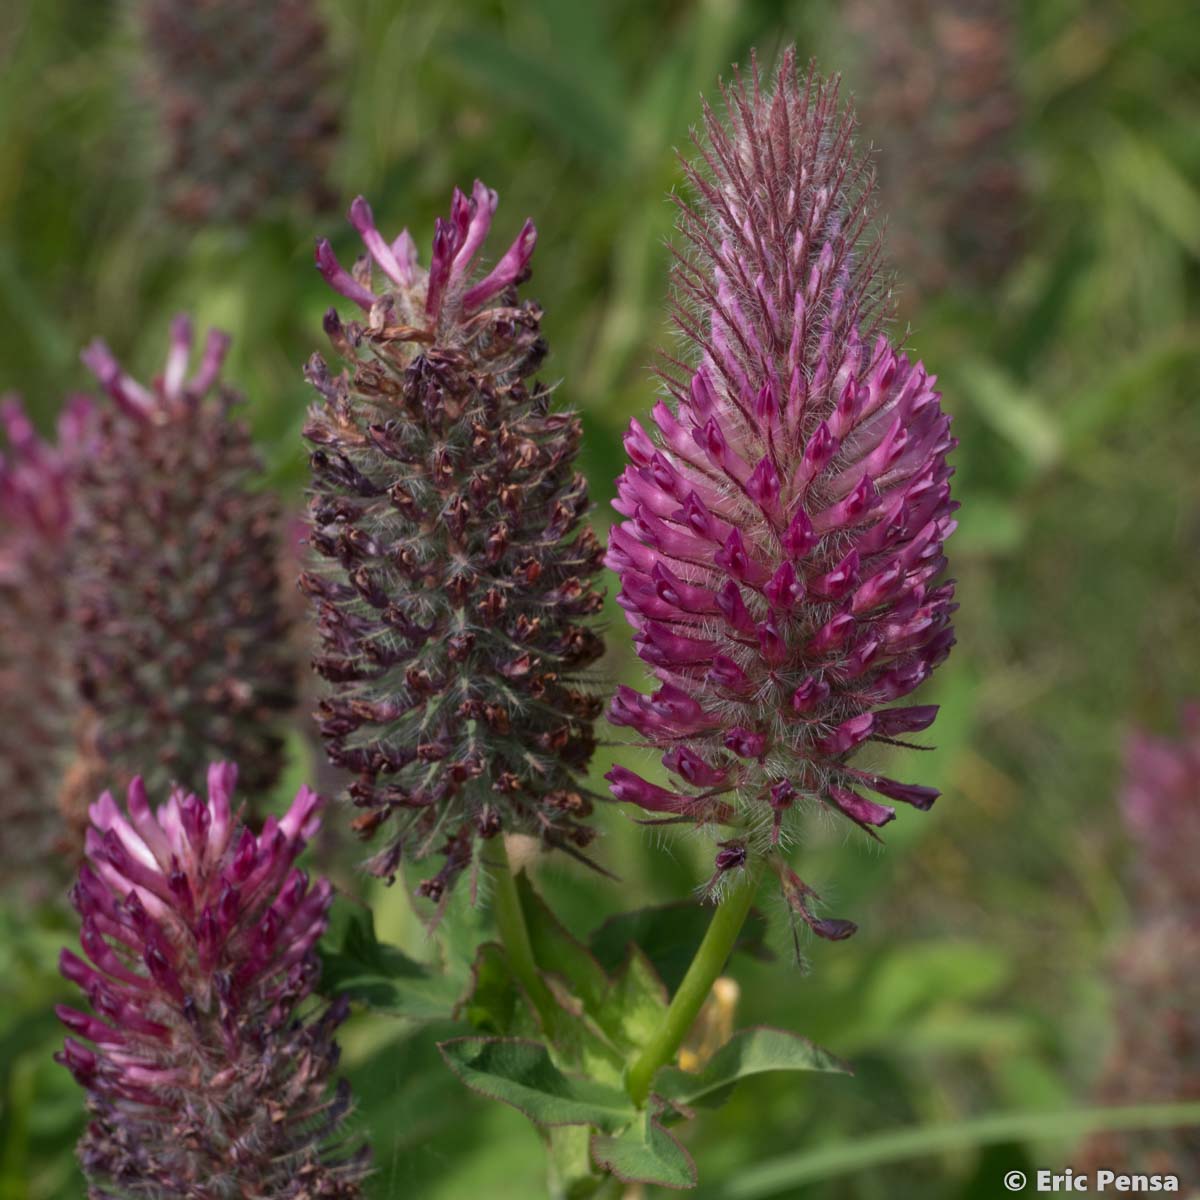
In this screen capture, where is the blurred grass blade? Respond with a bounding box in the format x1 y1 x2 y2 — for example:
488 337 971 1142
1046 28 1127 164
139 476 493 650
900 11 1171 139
527 0 624 112
1110 125 1200 259
0 244 73 374
1060 325 1200 451
444 29 625 165
960 361 1062 473
701 1102 1200 1199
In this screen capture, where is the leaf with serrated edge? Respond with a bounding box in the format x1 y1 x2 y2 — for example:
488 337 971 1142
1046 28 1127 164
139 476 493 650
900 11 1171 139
652 1026 850 1110
591 1107 697 1190
597 945 669 1050
438 1037 637 1133
319 904 462 1020
462 938 627 1085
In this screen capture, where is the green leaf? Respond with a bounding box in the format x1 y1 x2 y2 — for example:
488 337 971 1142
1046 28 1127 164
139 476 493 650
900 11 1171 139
516 873 611 1016
514 874 668 1061
589 902 770 995
437 1038 637 1133
459 915 629 1088
652 1027 849 1111
461 942 519 1035
318 902 463 1021
591 1108 697 1190
600 946 669 1050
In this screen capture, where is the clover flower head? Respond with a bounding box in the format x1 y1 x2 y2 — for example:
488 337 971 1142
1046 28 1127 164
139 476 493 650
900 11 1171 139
305 185 605 899
56 763 367 1197
605 51 957 928
1121 704 1200 910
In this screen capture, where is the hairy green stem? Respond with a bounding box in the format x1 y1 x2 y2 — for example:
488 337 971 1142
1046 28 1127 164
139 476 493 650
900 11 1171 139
489 836 560 1038
626 863 763 1106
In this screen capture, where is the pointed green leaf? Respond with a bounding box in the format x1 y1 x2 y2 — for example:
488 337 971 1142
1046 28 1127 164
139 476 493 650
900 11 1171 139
318 903 462 1021
437 1038 637 1133
652 1027 849 1110
514 873 667 1060
461 934 627 1085
589 902 770 994
591 1108 697 1190
461 942 518 1034
598 945 669 1050
516 872 611 1014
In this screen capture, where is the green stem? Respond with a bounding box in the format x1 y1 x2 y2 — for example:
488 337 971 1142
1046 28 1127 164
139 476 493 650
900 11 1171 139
588 1176 626 1199
626 862 763 1107
489 836 560 1038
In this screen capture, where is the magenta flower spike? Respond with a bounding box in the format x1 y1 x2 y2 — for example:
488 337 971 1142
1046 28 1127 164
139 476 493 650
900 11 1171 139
305 185 605 899
606 51 957 923
0 394 92 887
56 763 367 1197
0 394 89 540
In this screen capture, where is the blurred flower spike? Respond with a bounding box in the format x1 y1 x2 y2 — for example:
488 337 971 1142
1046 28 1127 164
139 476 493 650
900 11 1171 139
75 316 295 797
0 394 93 889
141 0 340 225
1121 703 1200 909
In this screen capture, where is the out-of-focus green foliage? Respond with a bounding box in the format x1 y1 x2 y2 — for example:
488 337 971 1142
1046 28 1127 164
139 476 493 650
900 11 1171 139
1 0 1199 1196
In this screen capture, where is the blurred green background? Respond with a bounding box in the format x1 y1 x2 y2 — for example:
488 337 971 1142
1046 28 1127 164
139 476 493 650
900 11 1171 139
2 0 1199 1196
